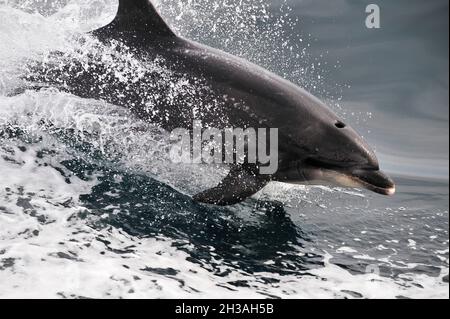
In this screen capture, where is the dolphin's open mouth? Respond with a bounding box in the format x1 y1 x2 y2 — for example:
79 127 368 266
297 161 396 196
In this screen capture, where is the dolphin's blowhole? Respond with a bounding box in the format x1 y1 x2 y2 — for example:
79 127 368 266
335 121 347 129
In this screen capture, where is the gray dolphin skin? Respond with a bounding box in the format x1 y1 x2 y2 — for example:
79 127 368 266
25 0 395 206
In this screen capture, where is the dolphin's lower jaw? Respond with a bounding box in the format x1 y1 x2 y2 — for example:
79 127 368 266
295 165 396 196
275 162 396 196
344 169 396 196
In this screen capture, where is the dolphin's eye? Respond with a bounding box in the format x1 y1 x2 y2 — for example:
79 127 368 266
335 121 346 129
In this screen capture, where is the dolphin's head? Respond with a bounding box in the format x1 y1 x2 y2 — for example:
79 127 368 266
275 92 396 196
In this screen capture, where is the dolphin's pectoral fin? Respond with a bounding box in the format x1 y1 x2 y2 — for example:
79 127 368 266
193 165 270 206
93 0 175 38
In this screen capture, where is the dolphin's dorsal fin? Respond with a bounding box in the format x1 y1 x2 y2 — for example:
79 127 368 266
94 0 175 37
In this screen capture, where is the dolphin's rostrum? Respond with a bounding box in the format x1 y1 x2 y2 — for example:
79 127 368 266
25 0 395 205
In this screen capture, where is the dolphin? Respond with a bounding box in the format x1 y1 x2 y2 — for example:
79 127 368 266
24 0 395 205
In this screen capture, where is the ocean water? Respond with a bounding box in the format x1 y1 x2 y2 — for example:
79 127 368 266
0 0 448 299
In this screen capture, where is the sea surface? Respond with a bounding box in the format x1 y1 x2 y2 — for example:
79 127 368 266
0 0 448 298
